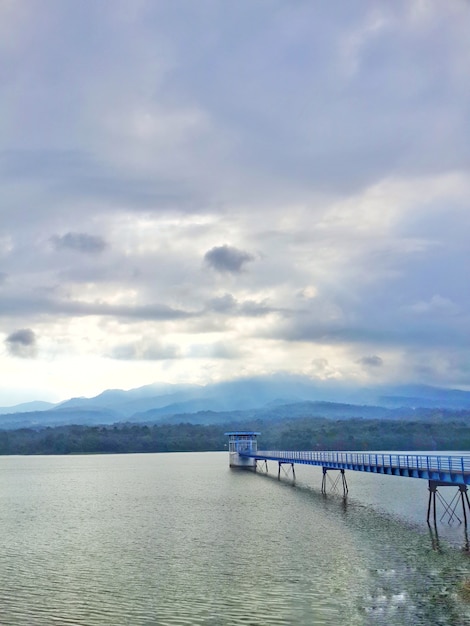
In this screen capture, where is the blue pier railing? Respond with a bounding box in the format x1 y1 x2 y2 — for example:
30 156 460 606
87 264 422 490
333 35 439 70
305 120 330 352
238 450 470 485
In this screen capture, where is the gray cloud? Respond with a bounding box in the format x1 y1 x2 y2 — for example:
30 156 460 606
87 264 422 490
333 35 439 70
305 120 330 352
206 293 277 318
207 294 237 312
357 355 383 368
268 299 470 350
110 340 181 361
0 149 203 230
51 232 107 254
188 342 243 360
0 294 196 323
204 245 254 273
5 328 37 358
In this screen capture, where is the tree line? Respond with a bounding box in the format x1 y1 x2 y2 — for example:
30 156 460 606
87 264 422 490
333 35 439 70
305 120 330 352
1 416 470 455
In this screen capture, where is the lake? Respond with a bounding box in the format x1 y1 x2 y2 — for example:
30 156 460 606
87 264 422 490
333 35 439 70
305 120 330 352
1 451 470 625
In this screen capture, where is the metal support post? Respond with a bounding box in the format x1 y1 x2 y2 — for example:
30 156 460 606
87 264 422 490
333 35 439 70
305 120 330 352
278 461 296 482
321 467 348 497
427 481 470 526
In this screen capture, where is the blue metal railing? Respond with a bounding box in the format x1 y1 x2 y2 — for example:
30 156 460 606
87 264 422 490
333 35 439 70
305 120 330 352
245 451 470 473
238 449 470 483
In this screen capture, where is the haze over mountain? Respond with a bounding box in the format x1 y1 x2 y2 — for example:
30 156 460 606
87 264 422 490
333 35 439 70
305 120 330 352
2 375 470 430
0 400 56 415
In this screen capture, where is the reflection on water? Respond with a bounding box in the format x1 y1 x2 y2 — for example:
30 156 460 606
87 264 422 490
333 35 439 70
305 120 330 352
0 452 470 625
426 523 470 554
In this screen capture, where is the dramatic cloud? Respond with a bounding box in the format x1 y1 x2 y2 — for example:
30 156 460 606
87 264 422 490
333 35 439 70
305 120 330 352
204 245 254 274
51 232 107 254
1 1 470 403
5 329 37 358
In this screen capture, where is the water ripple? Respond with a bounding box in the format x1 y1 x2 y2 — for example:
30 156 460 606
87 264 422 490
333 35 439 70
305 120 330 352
1 453 470 625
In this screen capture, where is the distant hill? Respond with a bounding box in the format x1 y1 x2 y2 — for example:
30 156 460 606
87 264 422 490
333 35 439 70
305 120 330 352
0 400 57 415
1 399 469 431
0 407 120 429
2 375 470 430
55 383 202 417
377 384 470 409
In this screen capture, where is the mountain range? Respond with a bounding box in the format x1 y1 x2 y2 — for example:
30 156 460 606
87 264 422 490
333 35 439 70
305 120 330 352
1 375 470 430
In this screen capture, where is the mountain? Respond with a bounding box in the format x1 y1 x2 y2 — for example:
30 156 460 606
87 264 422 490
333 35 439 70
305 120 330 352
55 383 203 417
0 400 57 415
1 375 470 430
0 406 121 429
376 384 470 409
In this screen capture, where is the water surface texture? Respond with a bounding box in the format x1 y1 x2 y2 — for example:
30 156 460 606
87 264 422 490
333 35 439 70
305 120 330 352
1 452 470 625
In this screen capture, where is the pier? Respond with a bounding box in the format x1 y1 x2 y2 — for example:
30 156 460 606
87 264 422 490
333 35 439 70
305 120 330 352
225 431 470 526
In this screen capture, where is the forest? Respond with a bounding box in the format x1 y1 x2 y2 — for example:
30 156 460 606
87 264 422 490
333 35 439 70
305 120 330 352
1 415 470 455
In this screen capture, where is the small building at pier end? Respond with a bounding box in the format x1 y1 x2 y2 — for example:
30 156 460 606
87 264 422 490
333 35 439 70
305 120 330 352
225 431 260 469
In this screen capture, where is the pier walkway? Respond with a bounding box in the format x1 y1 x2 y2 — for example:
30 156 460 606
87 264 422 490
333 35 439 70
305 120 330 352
239 449 470 486
225 432 470 525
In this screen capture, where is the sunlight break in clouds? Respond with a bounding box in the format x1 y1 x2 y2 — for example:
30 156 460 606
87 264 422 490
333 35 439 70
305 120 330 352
1 0 470 403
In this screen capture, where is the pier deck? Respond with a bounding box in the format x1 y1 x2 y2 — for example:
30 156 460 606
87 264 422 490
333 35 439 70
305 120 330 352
239 450 470 485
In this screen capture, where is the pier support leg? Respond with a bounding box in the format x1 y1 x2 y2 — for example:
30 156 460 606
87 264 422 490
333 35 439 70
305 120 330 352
427 481 470 526
277 462 296 482
321 467 348 497
427 524 441 552
462 489 468 527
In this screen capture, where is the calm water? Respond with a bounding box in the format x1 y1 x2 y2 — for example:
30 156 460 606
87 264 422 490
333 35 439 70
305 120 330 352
1 452 470 625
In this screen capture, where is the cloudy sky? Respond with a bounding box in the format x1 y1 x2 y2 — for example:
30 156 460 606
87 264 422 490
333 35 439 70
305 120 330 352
1 0 470 405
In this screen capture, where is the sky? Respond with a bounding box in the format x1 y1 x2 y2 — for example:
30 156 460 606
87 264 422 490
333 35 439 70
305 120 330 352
1 0 470 405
